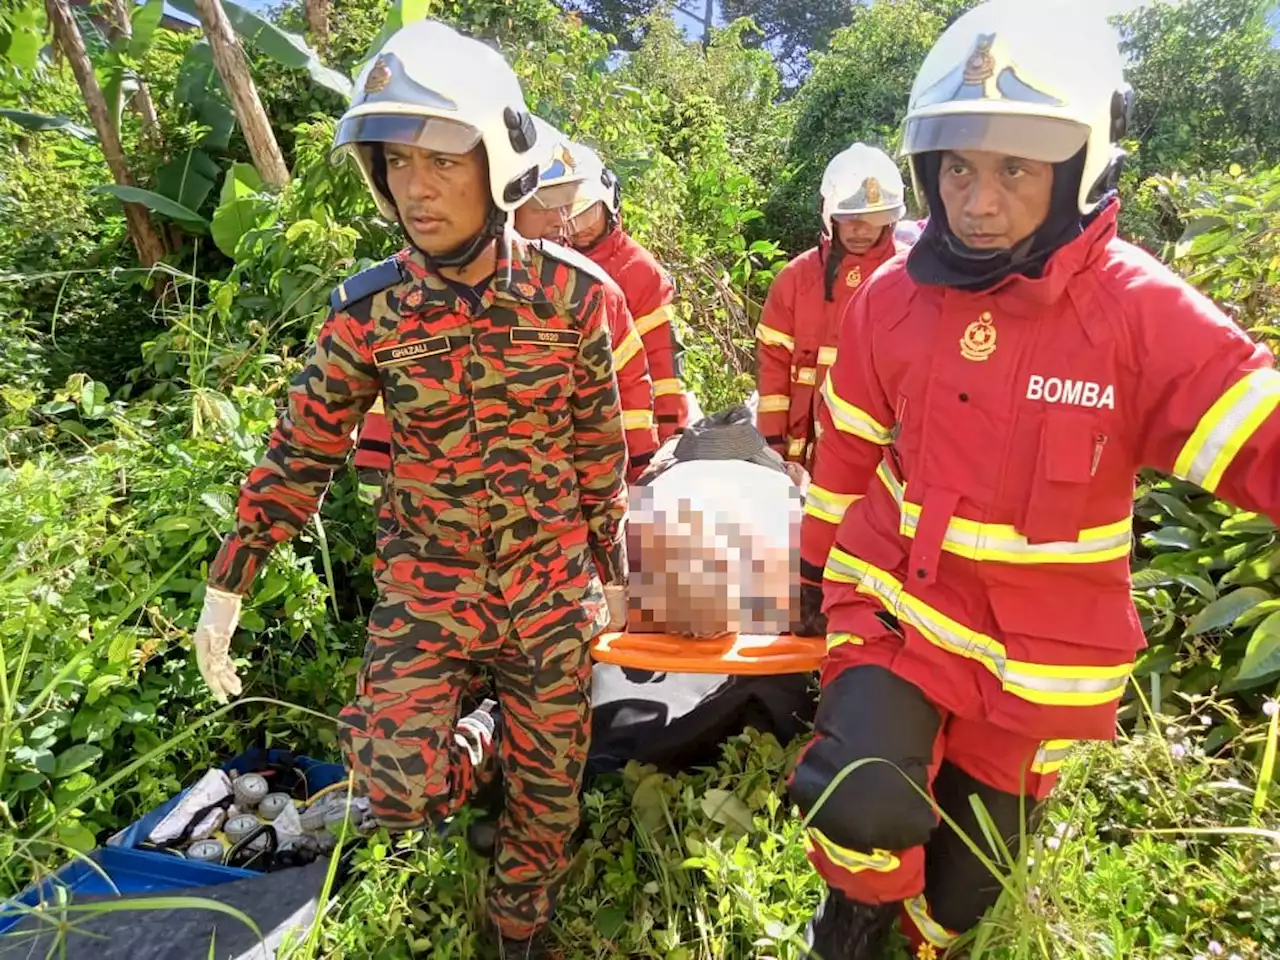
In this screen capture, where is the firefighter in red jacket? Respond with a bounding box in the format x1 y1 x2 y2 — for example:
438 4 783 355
792 4 1280 958
514 128 693 442
755 143 906 472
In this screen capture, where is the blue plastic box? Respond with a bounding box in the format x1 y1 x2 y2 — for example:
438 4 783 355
0 749 348 935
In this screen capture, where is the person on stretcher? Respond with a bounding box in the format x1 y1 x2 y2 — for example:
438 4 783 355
618 406 806 639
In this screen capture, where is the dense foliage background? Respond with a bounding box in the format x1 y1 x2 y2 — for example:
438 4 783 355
2 0 1280 956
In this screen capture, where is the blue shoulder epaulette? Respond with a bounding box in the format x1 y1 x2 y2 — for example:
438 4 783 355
330 256 405 311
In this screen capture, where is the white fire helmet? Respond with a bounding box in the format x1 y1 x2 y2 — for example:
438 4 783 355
819 143 907 239
528 116 621 217
331 20 542 221
900 0 1134 215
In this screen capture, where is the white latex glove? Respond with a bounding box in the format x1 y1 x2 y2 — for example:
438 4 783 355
605 584 627 632
193 586 244 703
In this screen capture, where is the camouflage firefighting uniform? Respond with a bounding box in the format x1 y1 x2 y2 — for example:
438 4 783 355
206 232 629 940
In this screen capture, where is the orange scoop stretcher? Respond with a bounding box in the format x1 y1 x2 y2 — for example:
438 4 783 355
590 631 826 676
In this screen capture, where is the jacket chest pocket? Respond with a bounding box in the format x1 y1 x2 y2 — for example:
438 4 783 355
380 337 470 410
1020 409 1106 544
504 337 576 432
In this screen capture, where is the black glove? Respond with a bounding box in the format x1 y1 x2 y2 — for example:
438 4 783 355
797 582 828 637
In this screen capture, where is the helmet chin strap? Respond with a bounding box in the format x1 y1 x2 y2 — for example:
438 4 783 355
411 204 504 273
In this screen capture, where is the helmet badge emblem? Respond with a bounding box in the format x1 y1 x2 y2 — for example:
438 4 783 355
554 144 578 172
863 177 882 205
963 34 997 85
960 311 997 362
365 56 392 94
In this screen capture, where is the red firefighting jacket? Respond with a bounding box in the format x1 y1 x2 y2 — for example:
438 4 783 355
756 230 900 467
352 242 658 482
801 201 1280 742
584 224 691 442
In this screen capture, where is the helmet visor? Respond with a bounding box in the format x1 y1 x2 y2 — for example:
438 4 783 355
334 113 483 157
903 113 1089 164
831 208 902 228
530 181 600 217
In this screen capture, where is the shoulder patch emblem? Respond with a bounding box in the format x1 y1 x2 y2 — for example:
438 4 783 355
330 256 405 312
510 327 581 349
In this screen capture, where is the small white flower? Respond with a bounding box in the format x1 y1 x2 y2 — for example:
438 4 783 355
1208 942 1224 957
1264 699 1279 718
1170 742 1188 760
1046 836 1061 851
1200 715 1213 726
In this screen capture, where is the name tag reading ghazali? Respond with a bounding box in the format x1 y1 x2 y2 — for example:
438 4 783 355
373 337 450 368
510 327 581 348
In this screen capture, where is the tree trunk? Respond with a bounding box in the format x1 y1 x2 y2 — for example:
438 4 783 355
303 0 330 51
44 0 168 269
193 0 290 188
105 0 163 149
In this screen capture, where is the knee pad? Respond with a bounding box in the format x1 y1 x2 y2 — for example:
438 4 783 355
788 665 941 853
924 760 1045 933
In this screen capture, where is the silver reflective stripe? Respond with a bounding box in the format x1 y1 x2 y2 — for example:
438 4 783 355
805 485 858 523
1032 740 1075 772
898 510 1132 562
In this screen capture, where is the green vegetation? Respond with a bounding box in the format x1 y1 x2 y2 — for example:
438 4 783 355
2 0 1280 956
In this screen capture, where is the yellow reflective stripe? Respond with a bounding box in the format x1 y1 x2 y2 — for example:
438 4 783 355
822 377 892 444
904 896 957 948
804 484 861 525
822 550 1132 707
1174 367 1280 493
758 394 791 413
877 459 1132 566
757 323 795 352
623 409 655 431
793 366 818 386
898 502 1133 565
788 438 807 458
613 328 644 370
805 829 900 874
369 395 385 415
1032 739 1075 775
654 378 685 397
634 303 675 337
827 632 863 652
818 346 838 367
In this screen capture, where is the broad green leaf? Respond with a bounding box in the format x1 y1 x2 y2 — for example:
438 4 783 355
1185 586 1273 635
176 42 235 150
219 161 265 205
212 197 272 259
700 788 754 833
1235 598 1280 628
0 2 43 72
594 906 627 940
54 744 103 779
56 821 98 854
169 0 351 99
212 163 271 258
1220 512 1277 535
1145 492 1210 531
129 0 165 58
91 185 208 231
156 149 222 216
0 108 97 142
1143 527 1200 551
1221 545 1280 586
1236 613 1280 684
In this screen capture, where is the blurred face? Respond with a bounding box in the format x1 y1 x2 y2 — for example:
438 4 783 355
938 149 1054 251
834 216 886 256
384 143 489 255
515 197 608 248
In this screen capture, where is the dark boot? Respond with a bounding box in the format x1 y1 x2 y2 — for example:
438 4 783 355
804 888 898 960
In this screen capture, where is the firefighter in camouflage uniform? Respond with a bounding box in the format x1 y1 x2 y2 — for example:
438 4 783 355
189 20 629 959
